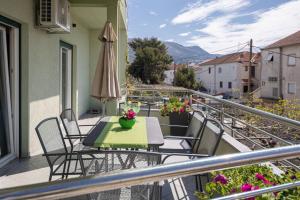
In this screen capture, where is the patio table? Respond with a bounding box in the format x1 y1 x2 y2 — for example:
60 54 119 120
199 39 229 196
82 116 164 151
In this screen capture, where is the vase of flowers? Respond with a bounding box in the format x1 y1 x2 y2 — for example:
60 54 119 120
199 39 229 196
119 101 140 129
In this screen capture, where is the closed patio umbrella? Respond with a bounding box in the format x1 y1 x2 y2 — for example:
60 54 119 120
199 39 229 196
91 22 121 116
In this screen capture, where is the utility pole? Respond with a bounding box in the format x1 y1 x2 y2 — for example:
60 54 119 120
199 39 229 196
248 39 253 93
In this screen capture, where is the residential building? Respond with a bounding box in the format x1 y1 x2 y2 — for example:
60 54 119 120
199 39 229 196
195 52 261 98
260 30 300 100
164 64 175 85
0 0 127 167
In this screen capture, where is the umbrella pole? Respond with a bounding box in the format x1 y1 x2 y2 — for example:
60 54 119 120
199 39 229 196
102 101 106 117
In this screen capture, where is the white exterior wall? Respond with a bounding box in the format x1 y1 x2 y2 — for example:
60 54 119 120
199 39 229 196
164 70 174 85
281 45 300 99
196 63 240 98
260 48 281 99
0 0 127 157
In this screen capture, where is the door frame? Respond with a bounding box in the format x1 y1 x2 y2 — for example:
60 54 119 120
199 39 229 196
0 16 20 168
59 41 73 113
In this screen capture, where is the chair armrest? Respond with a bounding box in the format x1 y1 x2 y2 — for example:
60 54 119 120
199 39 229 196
79 124 97 127
164 136 199 140
160 124 188 128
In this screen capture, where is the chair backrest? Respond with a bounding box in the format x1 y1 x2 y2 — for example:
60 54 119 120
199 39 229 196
60 109 81 148
35 117 68 167
192 118 224 156
185 110 207 137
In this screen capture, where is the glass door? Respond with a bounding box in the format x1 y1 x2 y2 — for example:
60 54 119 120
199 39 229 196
60 41 73 111
0 25 13 159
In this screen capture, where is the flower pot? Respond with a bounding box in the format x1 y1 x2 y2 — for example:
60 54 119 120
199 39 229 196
119 117 136 129
169 112 189 136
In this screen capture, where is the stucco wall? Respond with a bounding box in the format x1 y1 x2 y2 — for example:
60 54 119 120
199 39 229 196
281 45 300 99
260 48 281 99
0 0 91 156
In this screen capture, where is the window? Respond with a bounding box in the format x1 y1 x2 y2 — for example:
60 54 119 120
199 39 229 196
251 66 255 77
228 82 232 89
262 81 265 86
267 53 273 62
273 88 278 97
220 81 223 88
288 83 296 94
208 67 211 74
218 67 222 73
288 54 296 66
245 66 248 71
268 77 278 82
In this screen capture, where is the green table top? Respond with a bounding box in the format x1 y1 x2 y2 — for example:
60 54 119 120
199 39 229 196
93 116 148 149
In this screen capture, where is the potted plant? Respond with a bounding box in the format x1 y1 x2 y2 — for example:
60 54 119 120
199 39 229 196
195 164 300 199
160 97 192 136
119 101 140 129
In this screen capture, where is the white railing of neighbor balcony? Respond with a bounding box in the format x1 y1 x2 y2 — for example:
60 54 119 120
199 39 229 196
1 145 300 200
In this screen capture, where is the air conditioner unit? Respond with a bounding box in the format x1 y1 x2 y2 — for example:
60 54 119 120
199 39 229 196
36 0 71 33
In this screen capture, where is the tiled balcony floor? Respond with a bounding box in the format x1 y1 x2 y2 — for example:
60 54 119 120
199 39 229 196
0 113 198 199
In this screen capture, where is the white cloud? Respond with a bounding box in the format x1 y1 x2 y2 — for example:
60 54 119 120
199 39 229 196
166 39 174 42
171 0 250 25
186 0 300 53
159 24 167 29
179 32 191 37
149 11 158 16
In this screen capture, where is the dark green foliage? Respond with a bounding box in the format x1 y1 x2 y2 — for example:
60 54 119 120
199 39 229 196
174 66 202 90
128 38 173 84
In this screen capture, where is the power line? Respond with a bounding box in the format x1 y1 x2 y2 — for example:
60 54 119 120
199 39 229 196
207 42 249 54
195 43 249 75
253 45 300 60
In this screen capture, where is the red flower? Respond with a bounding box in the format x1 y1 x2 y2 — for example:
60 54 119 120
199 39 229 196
179 107 185 113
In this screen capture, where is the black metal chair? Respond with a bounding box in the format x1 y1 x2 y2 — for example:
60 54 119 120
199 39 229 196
159 110 209 153
60 109 96 152
161 116 224 192
35 117 86 181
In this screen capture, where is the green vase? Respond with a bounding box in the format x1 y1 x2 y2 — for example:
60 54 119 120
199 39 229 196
119 117 136 129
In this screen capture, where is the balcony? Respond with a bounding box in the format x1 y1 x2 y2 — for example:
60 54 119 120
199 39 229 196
1 89 300 199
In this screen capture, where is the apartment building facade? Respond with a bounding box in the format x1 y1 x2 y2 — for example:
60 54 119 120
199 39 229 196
260 30 300 100
0 0 128 167
195 52 261 98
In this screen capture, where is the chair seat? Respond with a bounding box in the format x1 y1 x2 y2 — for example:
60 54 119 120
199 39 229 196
159 138 192 153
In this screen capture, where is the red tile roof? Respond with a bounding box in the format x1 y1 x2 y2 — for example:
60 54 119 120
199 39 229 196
199 51 260 66
265 30 300 49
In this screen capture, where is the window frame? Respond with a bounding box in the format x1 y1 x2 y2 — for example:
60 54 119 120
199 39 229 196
219 81 223 88
288 54 296 66
288 82 296 94
218 67 222 73
228 82 232 89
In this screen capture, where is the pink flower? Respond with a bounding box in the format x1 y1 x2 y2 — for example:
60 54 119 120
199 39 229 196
179 107 185 113
126 109 136 120
213 174 228 184
241 183 259 200
255 173 273 185
241 183 253 192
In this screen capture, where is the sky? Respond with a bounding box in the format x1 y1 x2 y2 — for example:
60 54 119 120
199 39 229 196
128 0 300 54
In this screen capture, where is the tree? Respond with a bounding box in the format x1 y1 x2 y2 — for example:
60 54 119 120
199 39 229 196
128 38 173 84
174 66 202 90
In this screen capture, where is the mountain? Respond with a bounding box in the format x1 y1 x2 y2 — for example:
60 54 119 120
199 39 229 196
164 41 216 64
128 39 217 64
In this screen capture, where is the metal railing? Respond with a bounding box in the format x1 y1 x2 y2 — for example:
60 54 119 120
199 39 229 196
1 145 300 200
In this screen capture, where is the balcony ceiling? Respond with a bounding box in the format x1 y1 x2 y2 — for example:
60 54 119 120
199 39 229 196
71 7 107 29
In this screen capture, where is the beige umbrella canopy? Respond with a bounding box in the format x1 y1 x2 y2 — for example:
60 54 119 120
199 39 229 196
91 22 121 115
